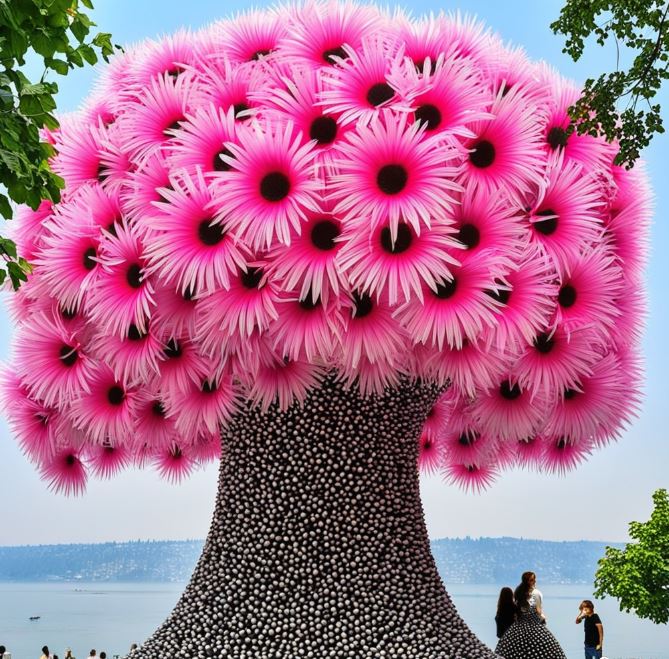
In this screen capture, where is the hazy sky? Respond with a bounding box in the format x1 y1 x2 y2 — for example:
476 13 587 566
1 0 667 546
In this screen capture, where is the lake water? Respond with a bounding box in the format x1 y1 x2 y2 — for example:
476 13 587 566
0 581 667 658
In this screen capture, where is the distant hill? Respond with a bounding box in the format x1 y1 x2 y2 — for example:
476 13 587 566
0 537 623 584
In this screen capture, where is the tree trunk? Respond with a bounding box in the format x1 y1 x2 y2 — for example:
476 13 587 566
131 375 498 658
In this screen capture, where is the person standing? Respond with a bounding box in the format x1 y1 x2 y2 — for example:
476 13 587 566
87 651 96 659
495 586 516 638
40 646 51 659
576 599 604 659
495 571 567 659
64 649 75 659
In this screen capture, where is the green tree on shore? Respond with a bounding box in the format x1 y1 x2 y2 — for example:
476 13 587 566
0 0 115 288
552 0 669 167
594 489 669 624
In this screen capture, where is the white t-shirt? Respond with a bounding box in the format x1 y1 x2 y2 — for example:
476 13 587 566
529 588 543 610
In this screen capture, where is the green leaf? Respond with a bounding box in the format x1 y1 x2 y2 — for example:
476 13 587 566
0 194 12 219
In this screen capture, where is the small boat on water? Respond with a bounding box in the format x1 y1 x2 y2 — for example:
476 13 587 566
29 615 41 620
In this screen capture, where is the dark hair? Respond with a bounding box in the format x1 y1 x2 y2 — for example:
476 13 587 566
100 653 107 659
42 648 49 655
514 571 536 611
496 586 515 615
580 599 595 611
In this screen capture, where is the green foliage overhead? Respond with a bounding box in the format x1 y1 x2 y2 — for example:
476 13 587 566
551 0 669 168
0 0 116 289
594 489 669 624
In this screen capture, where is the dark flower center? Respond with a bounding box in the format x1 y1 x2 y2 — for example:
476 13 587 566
299 297 320 311
260 171 291 202
366 82 394 107
65 454 76 466
107 385 125 406
183 286 195 301
376 164 408 195
202 380 217 393
152 400 166 417
558 284 577 308
309 116 338 145
415 104 442 131
414 59 438 75
486 286 511 305
534 209 558 235
163 116 184 136
163 339 182 358
198 219 225 246
500 380 522 400
126 263 143 289
83 247 97 271
469 140 496 168
213 148 233 172
250 49 272 61
352 292 373 319
240 267 264 289
127 324 145 341
556 437 568 450
97 163 108 183
533 332 554 354
434 278 458 299
547 126 569 150
380 223 413 254
59 345 78 367
457 223 480 249
106 221 119 238
167 66 183 78
233 102 250 120
61 306 77 320
563 388 578 400
310 220 340 251
322 46 348 64
458 431 479 446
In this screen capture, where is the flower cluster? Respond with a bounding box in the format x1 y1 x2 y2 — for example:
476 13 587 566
1 2 648 493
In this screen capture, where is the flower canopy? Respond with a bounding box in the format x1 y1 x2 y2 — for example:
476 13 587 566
1 2 648 494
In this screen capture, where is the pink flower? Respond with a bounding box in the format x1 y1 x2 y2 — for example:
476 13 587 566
13 313 94 408
153 443 196 483
395 258 502 350
318 33 411 126
168 105 240 176
418 431 443 475
338 218 458 305
132 389 178 452
330 110 462 235
88 441 132 479
128 30 198 88
11 200 53 263
119 73 195 161
69 364 138 444
541 434 593 475
39 448 88 496
527 153 605 273
471 378 549 442
121 153 172 222
87 222 154 338
145 170 248 296
459 86 546 200
514 435 545 470
443 459 499 492
278 1 378 67
212 121 321 250
218 8 288 63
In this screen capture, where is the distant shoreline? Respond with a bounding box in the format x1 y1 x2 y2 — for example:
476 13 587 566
0 537 623 584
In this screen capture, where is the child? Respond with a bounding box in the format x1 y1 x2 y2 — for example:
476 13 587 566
495 586 516 638
575 599 604 659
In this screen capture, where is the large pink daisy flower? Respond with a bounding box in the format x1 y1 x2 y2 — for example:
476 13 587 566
168 105 240 177
217 8 287 63
144 170 249 296
458 86 546 200
526 154 605 273
337 217 458 305
68 364 138 444
212 121 321 249
443 459 499 493
318 33 411 126
330 110 462 235
278 1 378 67
88 440 132 480
121 153 172 222
86 222 154 338
153 442 197 483
395 258 502 350
39 448 88 496
13 313 93 408
541 433 593 475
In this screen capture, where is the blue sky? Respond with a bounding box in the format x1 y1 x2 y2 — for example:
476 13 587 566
0 0 667 545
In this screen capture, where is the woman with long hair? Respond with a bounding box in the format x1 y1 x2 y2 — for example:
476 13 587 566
495 586 516 638
495 571 566 658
